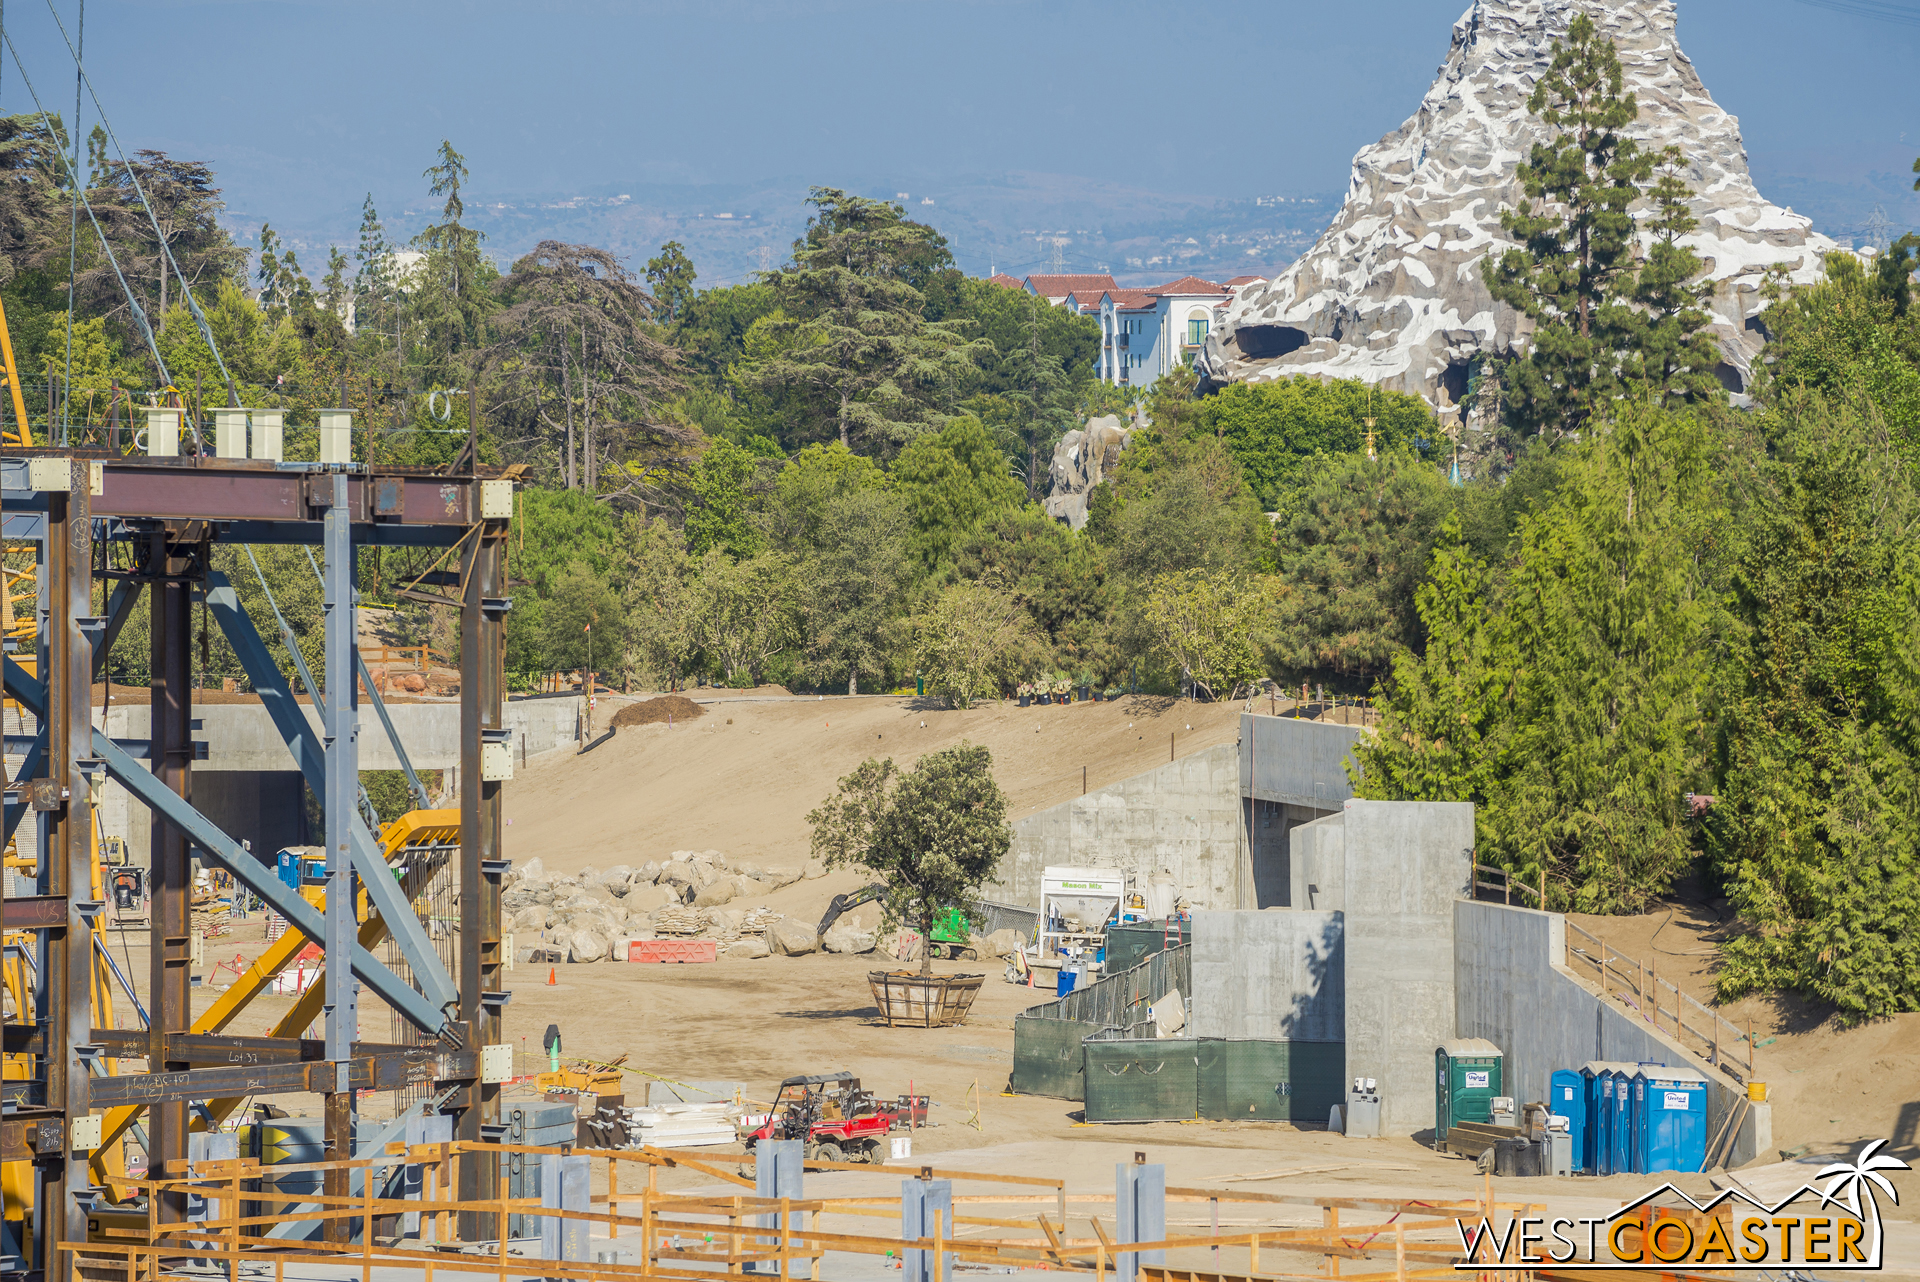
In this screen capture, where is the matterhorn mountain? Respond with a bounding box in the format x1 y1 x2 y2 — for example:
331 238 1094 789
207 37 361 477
1198 0 1836 409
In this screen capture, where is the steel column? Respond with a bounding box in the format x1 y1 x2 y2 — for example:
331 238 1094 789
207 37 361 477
35 458 95 1279
148 526 194 1226
455 527 505 1219
321 473 359 1241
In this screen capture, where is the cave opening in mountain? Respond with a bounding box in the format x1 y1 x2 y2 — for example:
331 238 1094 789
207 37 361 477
1439 360 1471 407
1233 325 1310 360
1714 362 1746 395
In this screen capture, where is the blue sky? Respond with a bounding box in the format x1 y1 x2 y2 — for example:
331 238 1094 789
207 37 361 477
2 0 1915 265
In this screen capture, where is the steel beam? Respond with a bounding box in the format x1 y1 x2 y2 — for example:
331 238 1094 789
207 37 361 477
320 471 358 1245
221 520 468 548
3 621 454 1037
204 572 457 1012
455 524 507 1221
86 1046 477 1107
356 647 429 811
148 527 194 1229
44 456 95 1278
91 578 143 683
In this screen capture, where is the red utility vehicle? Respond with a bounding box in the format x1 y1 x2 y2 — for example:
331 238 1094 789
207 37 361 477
743 1072 916 1163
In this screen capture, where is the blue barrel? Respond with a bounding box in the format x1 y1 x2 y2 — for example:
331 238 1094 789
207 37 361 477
1056 966 1080 997
1550 1069 1586 1171
276 849 300 891
1633 1065 1707 1173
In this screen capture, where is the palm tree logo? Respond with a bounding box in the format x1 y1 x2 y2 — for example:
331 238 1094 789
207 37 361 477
1815 1138 1909 1266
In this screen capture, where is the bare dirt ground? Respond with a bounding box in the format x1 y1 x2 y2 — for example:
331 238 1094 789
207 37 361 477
502 692 1247 875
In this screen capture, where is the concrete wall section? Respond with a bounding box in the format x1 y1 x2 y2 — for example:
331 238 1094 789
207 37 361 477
1190 909 1344 1041
1339 801 1474 1137
1454 900 1772 1168
1289 813 1346 911
1240 714 1365 810
996 744 1244 909
99 697 582 773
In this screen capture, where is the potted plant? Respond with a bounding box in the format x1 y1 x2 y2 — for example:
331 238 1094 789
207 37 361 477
808 746 1008 1028
1016 682 1033 708
1053 678 1073 705
1076 671 1093 703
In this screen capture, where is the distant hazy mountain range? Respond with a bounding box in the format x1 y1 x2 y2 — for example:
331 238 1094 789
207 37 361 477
233 171 1347 292
233 163 1911 296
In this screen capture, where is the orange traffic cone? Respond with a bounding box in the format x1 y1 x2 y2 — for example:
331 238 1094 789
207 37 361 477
547 966 557 986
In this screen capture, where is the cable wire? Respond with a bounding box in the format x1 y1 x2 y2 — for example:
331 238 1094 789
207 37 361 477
0 30 168 384
60 0 80 445
38 0 237 404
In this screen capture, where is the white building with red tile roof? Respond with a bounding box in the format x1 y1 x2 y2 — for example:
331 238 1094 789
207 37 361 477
988 273 1025 290
1022 273 1120 305
1093 276 1232 389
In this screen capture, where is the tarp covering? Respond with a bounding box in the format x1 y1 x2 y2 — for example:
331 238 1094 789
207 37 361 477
1195 1038 1345 1122
1084 1036 1199 1122
1009 1015 1105 1099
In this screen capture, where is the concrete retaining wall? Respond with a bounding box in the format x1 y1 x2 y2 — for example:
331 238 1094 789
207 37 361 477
1240 714 1365 808
994 744 1244 909
1190 909 1344 1041
1339 801 1474 1136
93 697 582 856
1454 900 1773 1168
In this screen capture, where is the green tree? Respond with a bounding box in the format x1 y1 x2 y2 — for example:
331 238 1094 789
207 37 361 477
1143 568 1274 700
1611 147 1725 407
1351 513 1511 807
746 188 988 452
911 578 1040 709
410 139 496 372
1269 450 1452 687
1481 13 1654 435
796 487 913 695
757 441 889 548
1753 252 1920 451
1710 397 1920 1022
807 743 1011 975
955 506 1113 678
685 438 764 559
645 241 697 323
619 514 696 689
685 550 794 685
538 561 625 675
1194 376 1436 510
892 416 1023 569
491 241 684 494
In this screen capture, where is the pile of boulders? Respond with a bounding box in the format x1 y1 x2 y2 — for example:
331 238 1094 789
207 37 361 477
501 853 1025 966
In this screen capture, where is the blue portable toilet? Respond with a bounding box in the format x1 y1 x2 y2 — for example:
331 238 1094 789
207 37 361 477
1633 1065 1707 1173
1582 1062 1631 1174
1550 1069 1586 1171
276 848 300 892
1606 1067 1634 1175
1626 1062 1667 1174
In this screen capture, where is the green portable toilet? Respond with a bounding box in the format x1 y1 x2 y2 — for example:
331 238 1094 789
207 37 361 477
1435 1039 1504 1141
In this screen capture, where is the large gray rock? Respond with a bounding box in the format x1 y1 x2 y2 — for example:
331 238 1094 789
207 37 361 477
509 904 552 935
600 866 634 897
767 919 818 956
692 878 736 908
985 929 1023 958
626 882 681 912
1198 0 1835 418
659 861 697 889
563 924 611 963
817 917 879 955
1044 415 1133 531
633 861 661 885
725 938 771 960
762 866 804 889
515 856 545 883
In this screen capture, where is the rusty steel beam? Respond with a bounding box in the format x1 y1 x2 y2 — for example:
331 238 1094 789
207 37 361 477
148 528 195 1229
80 458 487 525
2 895 68 929
86 1046 478 1107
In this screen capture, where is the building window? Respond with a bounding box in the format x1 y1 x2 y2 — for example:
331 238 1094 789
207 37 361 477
1187 317 1209 346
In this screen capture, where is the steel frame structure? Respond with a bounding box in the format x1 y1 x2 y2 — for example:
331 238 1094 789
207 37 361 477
0 449 510 1280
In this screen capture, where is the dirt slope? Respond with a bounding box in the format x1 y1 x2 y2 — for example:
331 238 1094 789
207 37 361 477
502 692 1245 877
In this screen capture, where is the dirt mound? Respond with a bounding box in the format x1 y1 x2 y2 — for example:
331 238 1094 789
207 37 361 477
610 695 707 728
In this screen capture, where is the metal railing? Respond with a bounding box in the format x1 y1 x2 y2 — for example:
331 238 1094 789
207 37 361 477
1470 861 1757 1082
62 1139 1543 1282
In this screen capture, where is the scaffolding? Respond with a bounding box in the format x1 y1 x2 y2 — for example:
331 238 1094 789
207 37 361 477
1 434 513 1281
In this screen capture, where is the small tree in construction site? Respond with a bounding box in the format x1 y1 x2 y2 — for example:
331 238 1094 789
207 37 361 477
808 743 1010 977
